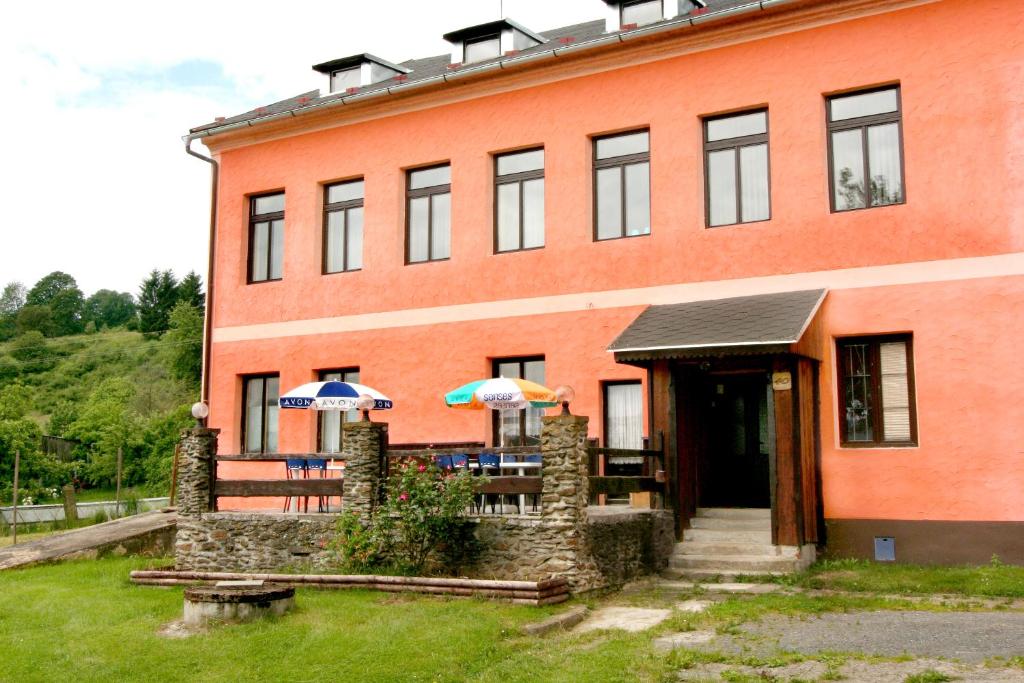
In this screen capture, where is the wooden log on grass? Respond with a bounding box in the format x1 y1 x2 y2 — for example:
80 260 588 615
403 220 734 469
130 570 563 592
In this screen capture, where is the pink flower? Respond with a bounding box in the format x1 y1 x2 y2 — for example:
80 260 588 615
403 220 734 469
399 493 408 501
418 465 427 472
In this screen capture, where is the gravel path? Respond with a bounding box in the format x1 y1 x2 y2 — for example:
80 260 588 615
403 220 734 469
732 610 1024 662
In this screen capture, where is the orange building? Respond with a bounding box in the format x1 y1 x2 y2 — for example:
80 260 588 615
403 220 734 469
186 0 1024 564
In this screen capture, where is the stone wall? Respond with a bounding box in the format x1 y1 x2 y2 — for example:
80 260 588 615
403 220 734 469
176 513 337 572
175 509 672 589
174 414 674 591
472 509 674 590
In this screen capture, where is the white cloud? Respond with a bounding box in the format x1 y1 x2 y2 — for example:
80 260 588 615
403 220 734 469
0 0 601 296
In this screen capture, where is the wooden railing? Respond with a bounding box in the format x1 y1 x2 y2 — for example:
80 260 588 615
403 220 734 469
587 435 665 500
213 454 345 503
386 446 543 497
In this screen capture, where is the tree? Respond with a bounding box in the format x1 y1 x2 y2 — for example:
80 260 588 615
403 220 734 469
83 289 136 329
0 282 27 341
65 377 140 487
0 282 26 317
176 271 205 311
137 270 179 337
9 330 47 362
163 301 203 388
15 305 54 336
26 271 84 336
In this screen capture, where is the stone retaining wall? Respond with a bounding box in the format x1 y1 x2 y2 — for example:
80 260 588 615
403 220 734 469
176 509 673 589
176 513 337 572
174 416 674 591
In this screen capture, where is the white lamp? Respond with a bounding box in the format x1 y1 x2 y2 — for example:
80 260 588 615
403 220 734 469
191 401 210 426
554 385 575 415
356 394 375 422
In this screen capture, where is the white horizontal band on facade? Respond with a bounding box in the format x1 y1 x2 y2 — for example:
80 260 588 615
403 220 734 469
212 252 1024 344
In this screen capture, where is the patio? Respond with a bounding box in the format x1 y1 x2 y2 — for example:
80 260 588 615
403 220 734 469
173 414 675 592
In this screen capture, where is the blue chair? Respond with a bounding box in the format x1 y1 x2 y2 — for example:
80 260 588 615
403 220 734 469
435 455 453 470
450 454 469 469
284 459 307 513
306 459 328 513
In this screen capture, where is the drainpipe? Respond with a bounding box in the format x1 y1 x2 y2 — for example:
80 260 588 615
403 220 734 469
184 136 218 418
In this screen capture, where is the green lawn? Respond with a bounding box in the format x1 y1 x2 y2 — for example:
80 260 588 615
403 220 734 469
778 558 1024 598
2 558 1022 682
0 557 666 683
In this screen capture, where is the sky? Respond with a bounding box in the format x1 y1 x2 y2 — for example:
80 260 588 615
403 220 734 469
0 0 605 298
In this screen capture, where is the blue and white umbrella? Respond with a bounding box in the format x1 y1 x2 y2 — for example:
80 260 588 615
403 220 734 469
278 381 393 411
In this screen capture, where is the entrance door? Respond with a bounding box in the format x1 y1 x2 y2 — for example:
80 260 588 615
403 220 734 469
702 374 771 508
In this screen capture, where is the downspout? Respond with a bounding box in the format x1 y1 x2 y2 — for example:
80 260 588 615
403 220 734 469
184 136 218 419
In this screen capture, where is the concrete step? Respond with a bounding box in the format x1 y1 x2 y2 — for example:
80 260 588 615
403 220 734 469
670 554 800 572
695 508 771 520
661 567 787 581
683 528 773 544
689 517 771 531
673 542 785 557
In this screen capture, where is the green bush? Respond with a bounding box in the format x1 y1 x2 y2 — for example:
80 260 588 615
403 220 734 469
331 460 483 576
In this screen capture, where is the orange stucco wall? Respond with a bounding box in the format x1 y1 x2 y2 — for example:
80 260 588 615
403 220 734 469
205 0 1024 521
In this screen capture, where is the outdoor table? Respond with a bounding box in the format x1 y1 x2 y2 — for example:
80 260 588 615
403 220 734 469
498 460 542 513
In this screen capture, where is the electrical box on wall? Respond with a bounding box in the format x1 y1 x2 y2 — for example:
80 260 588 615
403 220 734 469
874 536 896 562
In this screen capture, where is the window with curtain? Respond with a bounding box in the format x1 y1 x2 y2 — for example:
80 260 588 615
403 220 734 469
837 335 917 446
495 148 544 253
604 382 643 449
704 109 770 227
593 130 651 241
242 374 280 453
318 369 360 453
492 357 545 447
248 193 284 283
406 164 451 263
323 179 364 274
827 86 905 211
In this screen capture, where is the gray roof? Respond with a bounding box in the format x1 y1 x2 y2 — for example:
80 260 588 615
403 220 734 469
608 290 827 354
189 1 779 135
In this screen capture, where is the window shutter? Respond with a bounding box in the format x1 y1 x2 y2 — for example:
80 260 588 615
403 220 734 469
879 341 911 441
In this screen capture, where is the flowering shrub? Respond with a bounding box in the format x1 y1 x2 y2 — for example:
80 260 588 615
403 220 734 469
331 459 483 575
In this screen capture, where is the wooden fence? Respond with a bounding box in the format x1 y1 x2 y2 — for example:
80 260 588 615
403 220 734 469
212 438 665 510
587 434 665 500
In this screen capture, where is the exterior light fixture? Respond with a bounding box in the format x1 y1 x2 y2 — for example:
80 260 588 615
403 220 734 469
554 385 576 415
356 394 375 422
191 401 210 426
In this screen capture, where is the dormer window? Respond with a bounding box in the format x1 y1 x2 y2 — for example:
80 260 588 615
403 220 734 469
621 0 664 27
312 54 411 94
464 33 501 64
443 19 547 67
330 67 361 93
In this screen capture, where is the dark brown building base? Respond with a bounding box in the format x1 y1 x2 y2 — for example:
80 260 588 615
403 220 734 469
824 519 1024 565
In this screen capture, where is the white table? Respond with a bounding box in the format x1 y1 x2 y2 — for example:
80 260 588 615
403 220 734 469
323 461 345 512
498 460 542 514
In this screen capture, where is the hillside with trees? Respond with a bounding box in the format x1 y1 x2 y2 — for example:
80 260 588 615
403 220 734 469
0 269 204 506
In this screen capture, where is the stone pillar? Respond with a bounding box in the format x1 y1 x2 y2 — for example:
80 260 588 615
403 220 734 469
341 421 387 521
540 415 590 521
177 427 220 516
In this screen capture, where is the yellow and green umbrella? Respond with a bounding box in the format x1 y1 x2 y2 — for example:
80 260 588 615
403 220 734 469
444 377 558 411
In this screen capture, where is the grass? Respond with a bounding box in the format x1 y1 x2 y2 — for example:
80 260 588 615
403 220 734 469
72 487 153 503
777 558 1024 598
0 530 54 548
2 557 1022 682
904 671 956 683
